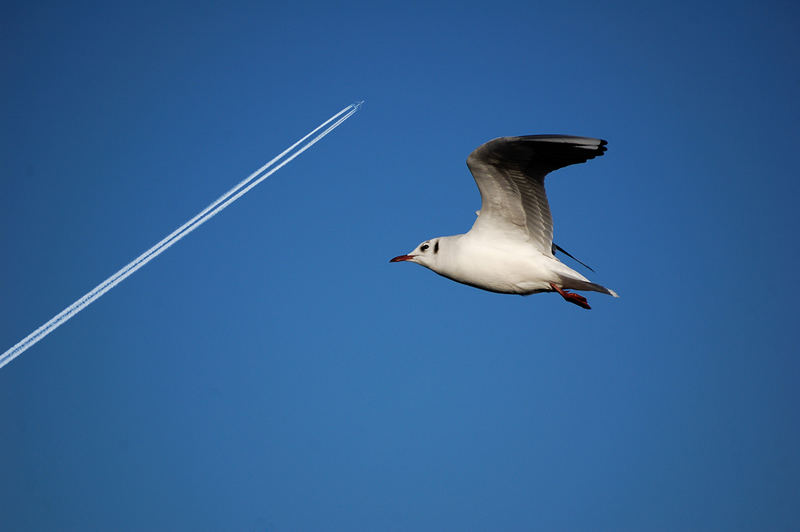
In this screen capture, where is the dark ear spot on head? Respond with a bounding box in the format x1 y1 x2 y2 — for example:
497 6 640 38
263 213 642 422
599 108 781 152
434 240 439 254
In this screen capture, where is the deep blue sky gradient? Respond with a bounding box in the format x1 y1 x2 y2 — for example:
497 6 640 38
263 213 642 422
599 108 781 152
2 1 799 530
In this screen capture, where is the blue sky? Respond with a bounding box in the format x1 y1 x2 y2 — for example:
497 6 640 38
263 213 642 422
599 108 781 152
2 1 799 530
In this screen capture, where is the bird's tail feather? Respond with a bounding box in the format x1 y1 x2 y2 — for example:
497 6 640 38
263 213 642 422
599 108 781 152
559 276 619 298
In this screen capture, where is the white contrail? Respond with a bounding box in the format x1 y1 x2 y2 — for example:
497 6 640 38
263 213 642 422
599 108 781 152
0 101 364 370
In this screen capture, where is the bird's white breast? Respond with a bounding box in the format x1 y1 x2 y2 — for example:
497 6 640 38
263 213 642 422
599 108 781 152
432 234 561 295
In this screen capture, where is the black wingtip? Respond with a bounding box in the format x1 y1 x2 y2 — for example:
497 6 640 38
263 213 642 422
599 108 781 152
552 243 595 272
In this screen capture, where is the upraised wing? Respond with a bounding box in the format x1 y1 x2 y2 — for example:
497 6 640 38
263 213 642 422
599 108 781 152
466 135 607 254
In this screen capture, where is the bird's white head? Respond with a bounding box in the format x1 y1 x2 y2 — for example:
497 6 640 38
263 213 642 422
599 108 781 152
389 238 443 270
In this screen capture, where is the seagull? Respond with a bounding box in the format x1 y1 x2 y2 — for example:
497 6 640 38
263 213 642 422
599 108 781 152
390 135 618 310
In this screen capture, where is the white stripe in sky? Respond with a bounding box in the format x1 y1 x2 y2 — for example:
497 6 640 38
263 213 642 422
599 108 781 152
0 101 364 370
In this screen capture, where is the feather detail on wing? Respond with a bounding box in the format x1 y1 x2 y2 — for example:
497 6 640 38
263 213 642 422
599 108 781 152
466 135 607 254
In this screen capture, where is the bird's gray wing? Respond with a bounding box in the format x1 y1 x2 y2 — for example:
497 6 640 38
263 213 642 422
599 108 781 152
466 135 607 254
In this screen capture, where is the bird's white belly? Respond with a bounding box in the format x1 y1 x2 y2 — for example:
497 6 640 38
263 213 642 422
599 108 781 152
440 243 558 295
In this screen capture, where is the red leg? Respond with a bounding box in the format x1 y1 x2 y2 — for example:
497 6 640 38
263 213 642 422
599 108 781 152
549 283 591 310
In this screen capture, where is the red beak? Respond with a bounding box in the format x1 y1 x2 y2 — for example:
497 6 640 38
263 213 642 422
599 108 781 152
389 254 415 263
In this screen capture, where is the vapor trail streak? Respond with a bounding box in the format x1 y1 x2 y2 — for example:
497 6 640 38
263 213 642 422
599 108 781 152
0 102 363 370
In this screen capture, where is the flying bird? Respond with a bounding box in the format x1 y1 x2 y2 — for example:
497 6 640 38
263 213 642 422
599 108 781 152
390 135 618 309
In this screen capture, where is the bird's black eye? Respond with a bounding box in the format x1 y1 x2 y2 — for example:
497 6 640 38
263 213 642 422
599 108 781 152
420 244 429 251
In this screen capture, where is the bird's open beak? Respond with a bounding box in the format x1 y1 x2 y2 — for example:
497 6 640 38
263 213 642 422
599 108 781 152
389 254 415 263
